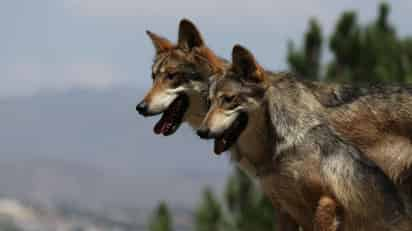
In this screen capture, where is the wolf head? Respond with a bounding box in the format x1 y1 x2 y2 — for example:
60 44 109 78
197 45 269 154
136 19 224 135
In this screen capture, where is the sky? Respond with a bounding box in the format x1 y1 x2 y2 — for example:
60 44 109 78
2 0 412 99
1 0 412 209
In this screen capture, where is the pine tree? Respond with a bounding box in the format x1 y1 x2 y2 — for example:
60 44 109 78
327 11 361 82
0 218 22 231
288 3 412 84
148 201 174 231
193 167 276 231
194 188 224 231
401 38 412 82
288 18 323 80
224 167 276 231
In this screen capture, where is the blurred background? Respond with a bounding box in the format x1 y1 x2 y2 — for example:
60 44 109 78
1 1 412 230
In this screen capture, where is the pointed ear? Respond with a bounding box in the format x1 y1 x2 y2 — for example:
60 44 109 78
178 19 205 50
232 45 264 82
146 30 174 54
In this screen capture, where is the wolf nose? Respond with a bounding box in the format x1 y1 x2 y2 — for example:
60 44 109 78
136 101 149 116
197 127 211 139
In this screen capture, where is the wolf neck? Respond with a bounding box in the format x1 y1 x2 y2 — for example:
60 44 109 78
184 55 230 130
184 91 208 129
266 82 323 154
235 105 274 167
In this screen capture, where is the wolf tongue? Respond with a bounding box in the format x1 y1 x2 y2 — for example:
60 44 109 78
214 138 226 155
154 111 173 135
154 117 166 134
153 95 187 135
161 120 173 134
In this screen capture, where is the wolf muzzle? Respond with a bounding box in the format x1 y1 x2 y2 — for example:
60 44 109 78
136 100 151 116
196 127 213 139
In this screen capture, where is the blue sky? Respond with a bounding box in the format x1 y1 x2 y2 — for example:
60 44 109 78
2 0 412 98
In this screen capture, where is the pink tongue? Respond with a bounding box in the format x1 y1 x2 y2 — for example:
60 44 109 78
154 113 173 135
154 120 164 134
161 121 172 134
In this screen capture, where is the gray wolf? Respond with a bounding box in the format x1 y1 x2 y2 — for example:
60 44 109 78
196 44 412 231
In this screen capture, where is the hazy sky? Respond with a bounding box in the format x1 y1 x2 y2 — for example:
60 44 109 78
2 0 412 99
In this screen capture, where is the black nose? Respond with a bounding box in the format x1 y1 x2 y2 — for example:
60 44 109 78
197 127 211 139
136 101 148 116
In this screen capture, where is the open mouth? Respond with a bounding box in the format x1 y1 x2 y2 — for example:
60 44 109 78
153 94 189 136
214 112 248 155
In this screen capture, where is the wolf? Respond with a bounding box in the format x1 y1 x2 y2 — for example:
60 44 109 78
136 19 303 230
136 19 225 135
196 44 412 231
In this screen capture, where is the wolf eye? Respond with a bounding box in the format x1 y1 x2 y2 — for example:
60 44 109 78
151 73 155 80
166 73 177 80
222 95 235 104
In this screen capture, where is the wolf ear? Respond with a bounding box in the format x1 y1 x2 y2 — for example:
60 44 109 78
178 19 205 50
146 30 174 54
232 45 264 82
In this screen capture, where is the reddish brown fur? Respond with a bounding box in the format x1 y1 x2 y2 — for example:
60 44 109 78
146 31 174 53
314 196 339 231
193 46 225 74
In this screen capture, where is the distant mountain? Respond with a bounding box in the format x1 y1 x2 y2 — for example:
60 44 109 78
0 197 192 231
0 87 230 210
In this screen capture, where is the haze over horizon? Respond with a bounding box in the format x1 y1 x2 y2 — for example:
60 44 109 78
0 86 231 209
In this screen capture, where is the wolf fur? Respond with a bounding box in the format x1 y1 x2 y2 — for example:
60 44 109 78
199 45 412 230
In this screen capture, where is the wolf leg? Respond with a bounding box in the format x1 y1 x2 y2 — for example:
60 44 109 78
313 195 339 231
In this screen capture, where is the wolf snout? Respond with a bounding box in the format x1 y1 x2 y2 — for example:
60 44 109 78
197 127 213 139
136 100 150 116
